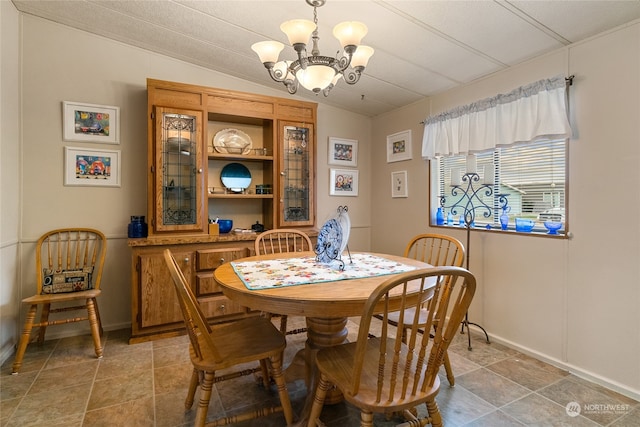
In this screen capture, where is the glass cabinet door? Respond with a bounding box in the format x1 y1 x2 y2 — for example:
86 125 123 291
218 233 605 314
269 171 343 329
153 107 204 233
279 121 315 227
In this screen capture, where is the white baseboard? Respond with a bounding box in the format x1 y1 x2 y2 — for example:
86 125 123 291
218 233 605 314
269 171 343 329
488 333 640 402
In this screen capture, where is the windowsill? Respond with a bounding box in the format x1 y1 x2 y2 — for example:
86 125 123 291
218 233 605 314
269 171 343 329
432 223 568 238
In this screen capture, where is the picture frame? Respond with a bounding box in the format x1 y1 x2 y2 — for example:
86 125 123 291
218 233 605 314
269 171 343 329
386 129 412 163
328 137 358 167
329 168 359 197
391 170 408 198
64 146 121 187
62 101 120 144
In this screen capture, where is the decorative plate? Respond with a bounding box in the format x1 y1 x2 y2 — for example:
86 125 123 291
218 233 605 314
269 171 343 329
315 218 343 264
336 209 351 256
213 128 252 154
221 163 252 192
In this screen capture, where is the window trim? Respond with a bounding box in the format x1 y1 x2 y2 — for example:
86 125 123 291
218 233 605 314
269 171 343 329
430 139 570 238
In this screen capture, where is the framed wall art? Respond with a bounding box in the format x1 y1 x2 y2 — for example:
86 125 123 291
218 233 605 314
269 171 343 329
329 168 359 197
328 137 358 167
386 129 412 163
62 101 120 144
64 146 121 187
391 170 408 198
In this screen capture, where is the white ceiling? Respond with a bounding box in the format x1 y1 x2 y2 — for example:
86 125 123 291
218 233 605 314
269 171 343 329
12 0 640 117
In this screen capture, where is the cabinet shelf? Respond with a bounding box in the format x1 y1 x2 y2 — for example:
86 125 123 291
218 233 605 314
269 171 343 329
208 153 273 162
208 193 273 199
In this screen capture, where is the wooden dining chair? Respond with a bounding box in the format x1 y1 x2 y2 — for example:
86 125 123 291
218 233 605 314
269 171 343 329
163 249 294 427
12 228 106 374
254 229 313 336
379 233 465 386
307 266 476 427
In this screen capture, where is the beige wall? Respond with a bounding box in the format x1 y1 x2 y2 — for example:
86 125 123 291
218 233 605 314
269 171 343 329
4 15 372 349
3 7 639 401
0 0 21 363
371 23 640 398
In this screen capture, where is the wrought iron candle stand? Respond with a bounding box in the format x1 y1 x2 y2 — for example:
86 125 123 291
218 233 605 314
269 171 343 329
441 172 509 350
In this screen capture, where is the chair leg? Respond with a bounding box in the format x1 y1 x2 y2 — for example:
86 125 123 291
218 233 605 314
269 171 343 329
195 371 215 427
425 398 443 427
259 359 270 389
12 304 37 374
443 351 455 386
280 315 288 335
92 297 104 335
185 368 199 409
37 303 51 343
269 353 293 425
86 298 103 358
307 373 331 427
360 410 374 427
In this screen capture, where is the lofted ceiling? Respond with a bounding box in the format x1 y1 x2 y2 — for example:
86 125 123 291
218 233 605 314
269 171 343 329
12 0 640 117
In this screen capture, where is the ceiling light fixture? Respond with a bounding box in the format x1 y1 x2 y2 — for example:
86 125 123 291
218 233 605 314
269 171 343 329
251 0 374 96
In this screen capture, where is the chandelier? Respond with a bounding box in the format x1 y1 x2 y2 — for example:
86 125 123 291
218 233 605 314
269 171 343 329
251 0 374 96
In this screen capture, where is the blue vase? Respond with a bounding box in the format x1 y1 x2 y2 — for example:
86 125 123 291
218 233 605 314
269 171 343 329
447 212 453 225
436 207 444 225
128 216 148 238
500 207 509 230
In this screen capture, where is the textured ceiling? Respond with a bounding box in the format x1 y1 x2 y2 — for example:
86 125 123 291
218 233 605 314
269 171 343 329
12 0 640 116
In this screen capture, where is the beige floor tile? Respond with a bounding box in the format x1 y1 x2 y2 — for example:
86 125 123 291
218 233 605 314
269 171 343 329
0 323 636 426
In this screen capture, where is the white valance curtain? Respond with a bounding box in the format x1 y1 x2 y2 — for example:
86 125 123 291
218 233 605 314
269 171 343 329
421 75 572 159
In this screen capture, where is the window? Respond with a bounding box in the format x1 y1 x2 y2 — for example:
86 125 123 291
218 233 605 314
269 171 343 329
432 138 567 234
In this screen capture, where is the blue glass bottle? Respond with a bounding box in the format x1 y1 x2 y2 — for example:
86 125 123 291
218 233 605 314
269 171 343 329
436 207 444 225
500 207 509 230
128 216 148 238
447 212 453 225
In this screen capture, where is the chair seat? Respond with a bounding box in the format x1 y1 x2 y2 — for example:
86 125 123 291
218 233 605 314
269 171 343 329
22 289 102 304
315 337 440 413
386 306 429 327
191 317 286 370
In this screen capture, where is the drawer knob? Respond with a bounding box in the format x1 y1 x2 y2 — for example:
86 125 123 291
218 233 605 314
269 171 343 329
219 257 225 264
184 257 189 263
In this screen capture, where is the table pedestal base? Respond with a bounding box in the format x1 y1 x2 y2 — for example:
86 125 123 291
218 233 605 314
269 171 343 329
305 317 348 404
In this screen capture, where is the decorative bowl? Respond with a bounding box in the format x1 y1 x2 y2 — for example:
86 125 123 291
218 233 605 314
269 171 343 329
217 219 233 233
543 221 563 235
515 218 535 232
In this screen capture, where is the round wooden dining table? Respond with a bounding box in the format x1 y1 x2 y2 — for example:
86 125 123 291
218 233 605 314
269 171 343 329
213 251 433 418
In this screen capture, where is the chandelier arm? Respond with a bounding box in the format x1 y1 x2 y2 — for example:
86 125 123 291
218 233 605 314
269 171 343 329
342 69 363 85
334 53 353 73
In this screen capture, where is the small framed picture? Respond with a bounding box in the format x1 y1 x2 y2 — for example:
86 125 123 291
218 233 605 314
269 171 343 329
391 170 408 198
62 101 120 144
330 168 359 197
64 146 121 187
328 137 358 167
386 130 412 163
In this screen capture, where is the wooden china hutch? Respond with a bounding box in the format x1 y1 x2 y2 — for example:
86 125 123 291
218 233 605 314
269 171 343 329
128 79 317 343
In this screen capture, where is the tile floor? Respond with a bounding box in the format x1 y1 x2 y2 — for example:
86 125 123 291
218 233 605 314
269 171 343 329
1 316 638 427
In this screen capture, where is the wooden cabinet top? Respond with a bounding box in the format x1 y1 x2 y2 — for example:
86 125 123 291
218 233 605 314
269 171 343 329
147 78 317 122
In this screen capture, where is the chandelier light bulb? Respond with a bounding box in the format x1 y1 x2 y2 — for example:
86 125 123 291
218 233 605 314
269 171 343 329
297 65 337 93
280 19 316 46
332 21 368 48
251 41 284 64
350 45 374 69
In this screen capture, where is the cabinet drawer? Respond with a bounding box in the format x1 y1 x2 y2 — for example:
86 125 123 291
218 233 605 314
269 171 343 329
198 295 245 318
196 247 249 270
196 272 222 296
